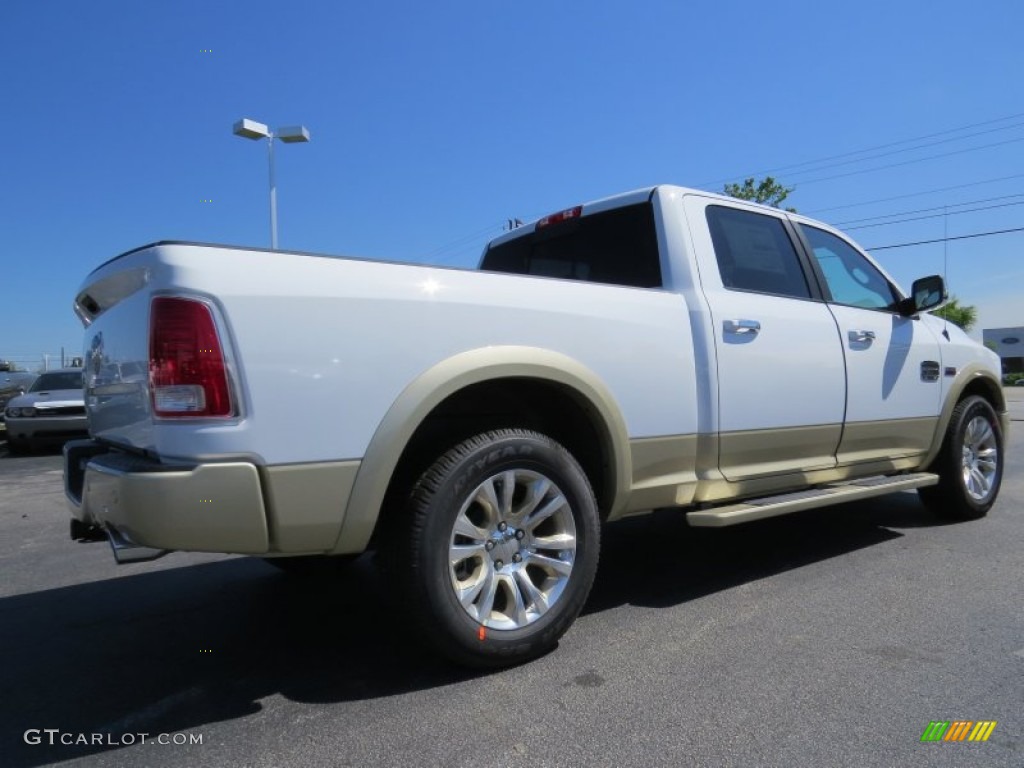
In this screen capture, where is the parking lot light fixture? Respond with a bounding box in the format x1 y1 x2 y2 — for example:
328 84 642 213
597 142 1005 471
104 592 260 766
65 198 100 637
232 118 311 249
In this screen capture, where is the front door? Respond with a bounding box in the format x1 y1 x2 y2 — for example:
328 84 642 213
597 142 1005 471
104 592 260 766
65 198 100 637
795 223 943 464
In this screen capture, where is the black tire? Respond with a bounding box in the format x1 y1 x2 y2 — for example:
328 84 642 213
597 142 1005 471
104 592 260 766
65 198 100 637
262 554 357 577
6 437 27 456
388 429 600 668
918 395 1003 521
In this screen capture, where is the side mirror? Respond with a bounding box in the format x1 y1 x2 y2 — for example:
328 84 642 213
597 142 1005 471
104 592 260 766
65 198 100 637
898 274 947 316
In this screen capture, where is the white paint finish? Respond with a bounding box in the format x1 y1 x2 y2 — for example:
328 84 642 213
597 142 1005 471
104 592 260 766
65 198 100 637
706 291 846 433
928 314 1004 406
828 305 942 445
78 243 700 465
680 194 846 477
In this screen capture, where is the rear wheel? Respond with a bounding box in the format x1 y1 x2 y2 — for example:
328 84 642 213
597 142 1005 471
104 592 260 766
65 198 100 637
918 395 1003 520
388 429 600 668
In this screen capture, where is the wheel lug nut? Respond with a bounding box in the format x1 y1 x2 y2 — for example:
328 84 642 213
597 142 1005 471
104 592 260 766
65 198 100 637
515 530 525 540
498 522 507 532
512 553 522 563
485 540 495 551
495 560 504 569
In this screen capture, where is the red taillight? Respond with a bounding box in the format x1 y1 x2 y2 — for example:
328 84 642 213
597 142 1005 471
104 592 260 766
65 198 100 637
536 205 582 229
149 297 234 418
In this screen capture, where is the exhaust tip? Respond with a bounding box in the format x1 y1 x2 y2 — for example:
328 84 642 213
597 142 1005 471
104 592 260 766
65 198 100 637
106 525 170 564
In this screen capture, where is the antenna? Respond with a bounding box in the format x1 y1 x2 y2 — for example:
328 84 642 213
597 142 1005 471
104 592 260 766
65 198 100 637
942 205 950 340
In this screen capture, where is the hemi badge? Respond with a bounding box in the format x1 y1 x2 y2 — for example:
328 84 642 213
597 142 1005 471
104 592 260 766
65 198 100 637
945 367 957 377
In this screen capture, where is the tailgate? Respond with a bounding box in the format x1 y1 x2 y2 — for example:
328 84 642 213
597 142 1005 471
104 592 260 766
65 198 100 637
76 247 157 450
77 242 249 457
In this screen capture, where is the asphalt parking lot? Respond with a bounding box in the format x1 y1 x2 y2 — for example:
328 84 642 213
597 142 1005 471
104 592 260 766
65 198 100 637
1 392 1022 767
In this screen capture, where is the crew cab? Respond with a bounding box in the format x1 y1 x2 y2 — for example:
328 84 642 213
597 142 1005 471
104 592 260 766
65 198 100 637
64 185 1007 667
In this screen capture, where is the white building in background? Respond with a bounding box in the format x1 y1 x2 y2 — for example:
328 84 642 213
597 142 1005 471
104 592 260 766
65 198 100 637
982 327 1024 375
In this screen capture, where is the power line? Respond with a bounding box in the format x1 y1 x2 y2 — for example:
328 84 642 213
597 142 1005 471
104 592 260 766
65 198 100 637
843 200 1024 231
786 122 1024 180
701 110 1024 187
806 173 1024 214
865 226 1024 251
834 192 1024 226
420 220 506 261
425 111 1024 260
423 204 559 264
755 121 1024 184
792 136 1024 186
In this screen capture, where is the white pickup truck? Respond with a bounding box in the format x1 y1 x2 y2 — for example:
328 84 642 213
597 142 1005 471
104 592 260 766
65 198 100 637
65 185 1007 667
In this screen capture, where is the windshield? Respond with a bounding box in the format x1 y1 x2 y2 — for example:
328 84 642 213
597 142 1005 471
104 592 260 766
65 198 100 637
29 371 83 392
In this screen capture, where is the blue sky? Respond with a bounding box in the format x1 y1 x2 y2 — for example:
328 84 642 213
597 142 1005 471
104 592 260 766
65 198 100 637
2 0 1023 363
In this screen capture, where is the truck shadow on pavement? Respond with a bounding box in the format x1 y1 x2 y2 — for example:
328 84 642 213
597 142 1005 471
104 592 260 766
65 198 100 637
587 491 930 613
2 492 935 767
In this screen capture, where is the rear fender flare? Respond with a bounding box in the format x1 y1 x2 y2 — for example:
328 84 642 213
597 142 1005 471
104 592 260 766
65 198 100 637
330 346 631 554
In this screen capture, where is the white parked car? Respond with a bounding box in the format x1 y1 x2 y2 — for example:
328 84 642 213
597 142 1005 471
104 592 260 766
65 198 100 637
6 369 86 454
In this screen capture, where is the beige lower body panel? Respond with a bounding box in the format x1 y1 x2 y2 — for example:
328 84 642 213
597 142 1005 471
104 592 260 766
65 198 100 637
717 424 841 482
262 461 361 552
78 458 363 555
836 417 937 465
621 420 937 522
81 461 269 553
624 434 699 512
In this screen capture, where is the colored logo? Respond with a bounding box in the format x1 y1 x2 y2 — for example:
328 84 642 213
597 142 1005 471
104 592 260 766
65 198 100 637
921 721 997 742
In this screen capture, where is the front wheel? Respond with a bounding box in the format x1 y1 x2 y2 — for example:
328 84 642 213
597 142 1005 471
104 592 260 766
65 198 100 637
918 395 1003 520
391 429 600 668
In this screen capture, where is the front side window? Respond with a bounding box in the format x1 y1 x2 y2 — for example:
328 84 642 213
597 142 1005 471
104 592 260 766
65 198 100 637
800 225 897 310
706 206 810 299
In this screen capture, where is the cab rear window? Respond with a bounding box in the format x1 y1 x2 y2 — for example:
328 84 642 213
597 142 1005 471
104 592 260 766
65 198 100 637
480 202 662 288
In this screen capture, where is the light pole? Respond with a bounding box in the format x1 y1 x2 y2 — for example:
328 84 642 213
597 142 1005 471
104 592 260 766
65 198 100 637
232 118 310 249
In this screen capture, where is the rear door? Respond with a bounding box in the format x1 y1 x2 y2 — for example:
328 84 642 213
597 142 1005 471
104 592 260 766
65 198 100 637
683 196 846 482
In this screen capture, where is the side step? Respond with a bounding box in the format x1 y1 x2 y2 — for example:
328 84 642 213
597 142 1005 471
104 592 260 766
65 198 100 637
685 472 939 528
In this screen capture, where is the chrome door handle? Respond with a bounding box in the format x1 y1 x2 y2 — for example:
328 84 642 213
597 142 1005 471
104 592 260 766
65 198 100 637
724 319 761 335
848 330 876 343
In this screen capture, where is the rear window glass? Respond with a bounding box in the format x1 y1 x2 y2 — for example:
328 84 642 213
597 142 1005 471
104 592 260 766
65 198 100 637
481 202 662 288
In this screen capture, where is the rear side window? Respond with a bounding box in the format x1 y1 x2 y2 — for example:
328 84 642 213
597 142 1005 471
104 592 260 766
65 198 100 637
706 205 810 299
481 203 662 288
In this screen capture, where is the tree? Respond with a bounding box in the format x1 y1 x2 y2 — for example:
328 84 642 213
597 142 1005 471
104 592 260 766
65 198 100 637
931 296 977 332
723 176 796 211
